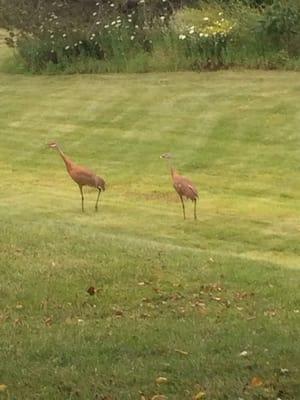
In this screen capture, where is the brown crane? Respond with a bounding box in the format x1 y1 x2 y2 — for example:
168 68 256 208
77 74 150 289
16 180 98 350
160 153 198 220
48 142 105 212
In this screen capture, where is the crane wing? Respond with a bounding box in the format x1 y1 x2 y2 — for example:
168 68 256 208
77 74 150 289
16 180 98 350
173 175 198 199
187 184 198 198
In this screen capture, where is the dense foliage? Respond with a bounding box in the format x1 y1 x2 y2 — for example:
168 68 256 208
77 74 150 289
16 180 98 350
1 0 300 73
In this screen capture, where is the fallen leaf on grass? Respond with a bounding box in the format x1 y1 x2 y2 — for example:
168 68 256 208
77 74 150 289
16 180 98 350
211 297 222 302
152 287 162 293
250 376 263 387
191 301 206 308
14 318 23 326
112 307 124 317
175 349 189 356
156 377 168 384
151 396 167 400
87 286 97 296
235 291 255 300
0 384 7 392
44 317 52 327
264 309 277 317
140 312 151 319
193 391 206 399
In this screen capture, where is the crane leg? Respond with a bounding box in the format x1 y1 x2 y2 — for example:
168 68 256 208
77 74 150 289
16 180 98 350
194 199 197 220
79 185 84 212
179 195 186 220
95 189 101 212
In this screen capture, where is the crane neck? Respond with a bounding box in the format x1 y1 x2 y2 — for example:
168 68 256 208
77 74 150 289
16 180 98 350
166 159 177 179
56 146 72 170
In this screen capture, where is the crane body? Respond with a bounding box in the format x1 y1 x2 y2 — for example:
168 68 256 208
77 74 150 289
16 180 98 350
161 153 198 220
48 142 105 212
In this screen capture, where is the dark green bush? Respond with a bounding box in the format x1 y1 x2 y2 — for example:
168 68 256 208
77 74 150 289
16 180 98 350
256 0 300 54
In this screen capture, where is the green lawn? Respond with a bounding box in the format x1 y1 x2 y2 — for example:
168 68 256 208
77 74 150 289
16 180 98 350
0 45 299 399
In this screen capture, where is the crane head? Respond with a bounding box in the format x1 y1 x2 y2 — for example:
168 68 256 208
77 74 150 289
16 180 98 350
160 152 173 159
47 142 58 149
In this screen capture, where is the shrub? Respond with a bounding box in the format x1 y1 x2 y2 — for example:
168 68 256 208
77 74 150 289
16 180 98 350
2 0 300 73
172 7 235 68
256 0 300 54
7 1 156 72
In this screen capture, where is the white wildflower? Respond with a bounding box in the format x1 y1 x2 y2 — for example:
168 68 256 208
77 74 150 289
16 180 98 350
111 21 116 25
104 24 109 29
93 12 97 16
130 35 135 40
62 33 67 38
96 21 100 25
65 45 70 50
160 16 165 21
179 34 186 40
280 368 289 374
203 17 209 21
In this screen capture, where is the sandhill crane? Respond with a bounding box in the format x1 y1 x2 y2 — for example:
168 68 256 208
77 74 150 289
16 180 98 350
48 142 105 212
160 153 198 220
